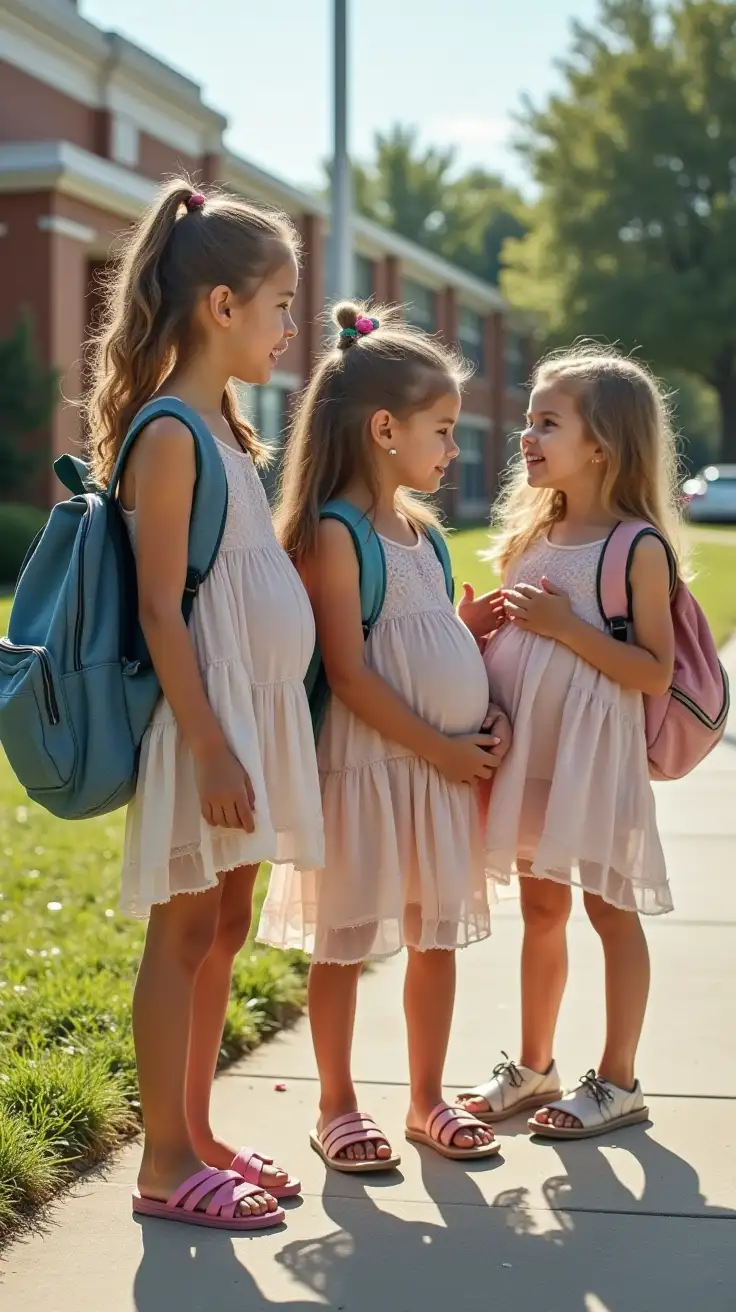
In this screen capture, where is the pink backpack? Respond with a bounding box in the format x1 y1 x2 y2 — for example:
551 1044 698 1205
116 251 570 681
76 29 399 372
597 521 729 781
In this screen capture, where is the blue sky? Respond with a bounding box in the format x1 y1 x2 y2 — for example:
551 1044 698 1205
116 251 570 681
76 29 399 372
81 0 601 193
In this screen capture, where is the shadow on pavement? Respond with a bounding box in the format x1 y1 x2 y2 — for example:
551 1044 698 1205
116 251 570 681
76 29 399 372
131 1134 734 1312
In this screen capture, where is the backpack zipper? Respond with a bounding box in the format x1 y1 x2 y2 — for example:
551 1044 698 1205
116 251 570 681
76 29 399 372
0 640 60 726
671 667 730 731
73 511 91 672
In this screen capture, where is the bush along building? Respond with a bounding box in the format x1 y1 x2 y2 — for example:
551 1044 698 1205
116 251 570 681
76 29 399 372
0 0 533 521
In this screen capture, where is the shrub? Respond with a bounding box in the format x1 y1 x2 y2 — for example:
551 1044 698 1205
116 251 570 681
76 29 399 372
0 503 47 589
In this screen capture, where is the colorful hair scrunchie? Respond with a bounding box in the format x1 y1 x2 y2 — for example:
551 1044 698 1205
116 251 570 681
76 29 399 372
339 316 379 343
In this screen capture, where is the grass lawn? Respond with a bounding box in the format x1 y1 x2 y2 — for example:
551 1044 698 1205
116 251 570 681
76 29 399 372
0 519 733 1237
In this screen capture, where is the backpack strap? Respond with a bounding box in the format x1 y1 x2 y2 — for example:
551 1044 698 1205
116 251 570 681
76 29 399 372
320 499 387 633
424 525 455 604
108 396 229 622
596 520 678 642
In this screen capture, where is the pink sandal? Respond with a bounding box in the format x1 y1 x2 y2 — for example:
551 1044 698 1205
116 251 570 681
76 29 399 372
231 1145 301 1198
405 1102 501 1161
310 1111 401 1174
132 1166 285 1231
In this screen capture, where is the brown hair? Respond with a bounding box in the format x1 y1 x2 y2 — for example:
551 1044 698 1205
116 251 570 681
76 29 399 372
276 301 472 562
84 177 300 484
492 342 684 575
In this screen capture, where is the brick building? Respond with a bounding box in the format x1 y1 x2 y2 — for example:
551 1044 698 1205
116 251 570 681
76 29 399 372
0 0 532 516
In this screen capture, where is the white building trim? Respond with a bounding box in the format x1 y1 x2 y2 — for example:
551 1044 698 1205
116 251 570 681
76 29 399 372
0 140 155 221
37 214 97 243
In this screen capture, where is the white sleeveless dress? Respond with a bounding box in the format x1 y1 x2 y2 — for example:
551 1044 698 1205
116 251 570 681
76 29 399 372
484 535 672 914
119 439 324 918
259 531 493 963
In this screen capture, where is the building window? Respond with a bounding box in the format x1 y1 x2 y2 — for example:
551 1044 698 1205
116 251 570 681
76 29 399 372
355 254 374 302
402 279 436 332
240 382 289 501
506 331 526 388
455 422 488 517
458 306 484 373
110 115 140 168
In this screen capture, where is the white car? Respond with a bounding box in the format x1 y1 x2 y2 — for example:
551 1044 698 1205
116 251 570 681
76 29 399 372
683 465 736 523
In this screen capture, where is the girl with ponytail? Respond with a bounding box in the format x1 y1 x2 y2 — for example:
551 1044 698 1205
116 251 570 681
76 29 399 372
84 179 323 1231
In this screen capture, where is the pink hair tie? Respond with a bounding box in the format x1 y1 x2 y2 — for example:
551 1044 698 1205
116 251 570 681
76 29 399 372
186 191 206 212
355 315 378 336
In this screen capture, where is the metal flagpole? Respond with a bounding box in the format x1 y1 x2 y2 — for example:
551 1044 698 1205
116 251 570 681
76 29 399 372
328 0 353 302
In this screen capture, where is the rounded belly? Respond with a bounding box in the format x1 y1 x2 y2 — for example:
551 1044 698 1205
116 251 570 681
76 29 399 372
370 610 489 735
246 551 315 683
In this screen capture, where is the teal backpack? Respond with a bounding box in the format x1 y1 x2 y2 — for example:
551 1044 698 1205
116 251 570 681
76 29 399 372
305 499 454 737
0 397 228 820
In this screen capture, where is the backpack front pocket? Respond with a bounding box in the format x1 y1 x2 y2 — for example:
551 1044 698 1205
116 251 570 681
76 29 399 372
0 641 76 791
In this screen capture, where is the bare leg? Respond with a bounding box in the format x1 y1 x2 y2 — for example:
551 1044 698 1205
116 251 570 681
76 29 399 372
461 875 571 1118
184 866 291 1191
309 958 392 1163
135 884 273 1217
538 892 650 1130
404 947 493 1148
519 876 572 1071
591 893 650 1087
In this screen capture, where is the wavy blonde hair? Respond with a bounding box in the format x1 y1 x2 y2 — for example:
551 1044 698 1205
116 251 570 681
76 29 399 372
83 177 300 485
492 342 684 577
276 301 473 563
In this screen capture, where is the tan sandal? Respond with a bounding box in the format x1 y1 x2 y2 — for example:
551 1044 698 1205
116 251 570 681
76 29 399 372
405 1102 501 1161
310 1111 401 1174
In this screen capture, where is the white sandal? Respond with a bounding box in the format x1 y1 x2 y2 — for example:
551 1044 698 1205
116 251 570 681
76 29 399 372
457 1053 563 1124
528 1070 649 1140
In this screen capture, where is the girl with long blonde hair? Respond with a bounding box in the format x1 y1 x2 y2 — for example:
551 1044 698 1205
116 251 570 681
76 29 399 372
457 343 679 1140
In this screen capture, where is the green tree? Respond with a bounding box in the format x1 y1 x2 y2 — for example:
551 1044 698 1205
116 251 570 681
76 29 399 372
503 0 736 457
0 314 57 498
352 124 528 287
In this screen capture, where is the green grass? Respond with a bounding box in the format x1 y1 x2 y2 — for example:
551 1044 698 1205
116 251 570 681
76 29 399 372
0 520 733 1237
449 524 736 649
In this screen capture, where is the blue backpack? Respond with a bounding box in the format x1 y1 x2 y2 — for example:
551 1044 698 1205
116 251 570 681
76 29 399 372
305 499 454 737
0 397 227 820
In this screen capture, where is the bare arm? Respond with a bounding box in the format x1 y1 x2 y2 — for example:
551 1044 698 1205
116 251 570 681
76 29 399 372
308 520 497 783
503 536 675 697
131 419 253 828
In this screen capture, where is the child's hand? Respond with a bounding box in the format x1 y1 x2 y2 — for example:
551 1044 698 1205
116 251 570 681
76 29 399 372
433 733 499 783
502 578 573 640
457 583 507 641
482 704 512 764
195 745 256 831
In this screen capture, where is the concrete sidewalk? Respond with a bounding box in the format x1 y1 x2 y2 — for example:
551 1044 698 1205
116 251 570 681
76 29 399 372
3 645 736 1311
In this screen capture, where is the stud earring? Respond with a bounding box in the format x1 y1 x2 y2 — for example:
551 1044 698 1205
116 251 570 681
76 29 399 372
389 448 397 457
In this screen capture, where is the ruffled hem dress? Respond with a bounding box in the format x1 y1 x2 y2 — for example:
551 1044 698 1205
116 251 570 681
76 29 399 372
119 437 324 919
483 535 672 915
258 530 494 964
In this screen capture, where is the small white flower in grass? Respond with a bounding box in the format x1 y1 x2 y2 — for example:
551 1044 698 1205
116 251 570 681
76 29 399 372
47 901 62 912
105 909 115 919
39 951 48 958
64 1046 75 1056
13 984 27 994
25 948 34 957
51 947 61 956
28 870 40 880
15 807 27 824
34 846 45 855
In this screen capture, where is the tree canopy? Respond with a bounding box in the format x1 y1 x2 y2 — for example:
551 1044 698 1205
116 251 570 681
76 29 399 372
502 0 736 455
351 124 528 287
